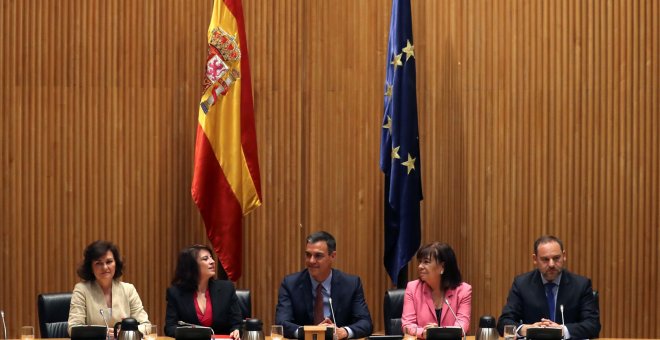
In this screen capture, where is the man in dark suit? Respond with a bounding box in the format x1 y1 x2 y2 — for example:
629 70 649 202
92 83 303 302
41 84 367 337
275 231 373 339
497 235 601 339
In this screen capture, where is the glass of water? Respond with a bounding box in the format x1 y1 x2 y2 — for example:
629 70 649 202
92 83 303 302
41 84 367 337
144 324 157 340
503 325 516 340
271 325 283 340
403 325 417 340
20 326 34 340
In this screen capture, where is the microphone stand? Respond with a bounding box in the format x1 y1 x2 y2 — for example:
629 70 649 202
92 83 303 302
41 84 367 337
560 305 565 340
444 299 466 340
1 310 7 340
99 309 111 340
177 321 215 335
328 298 338 340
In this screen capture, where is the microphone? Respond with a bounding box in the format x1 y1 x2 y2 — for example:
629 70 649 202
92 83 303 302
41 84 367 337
99 309 111 340
444 298 466 340
177 321 214 334
560 305 565 339
1 310 7 340
328 297 338 339
328 297 337 325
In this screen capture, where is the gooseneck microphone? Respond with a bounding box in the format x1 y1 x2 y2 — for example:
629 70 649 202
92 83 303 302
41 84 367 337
1 310 7 340
444 298 466 340
178 321 215 334
99 309 110 340
328 297 337 325
328 297 339 338
560 305 565 339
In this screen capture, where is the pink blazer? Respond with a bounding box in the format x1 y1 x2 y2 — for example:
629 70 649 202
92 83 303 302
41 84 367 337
401 279 472 337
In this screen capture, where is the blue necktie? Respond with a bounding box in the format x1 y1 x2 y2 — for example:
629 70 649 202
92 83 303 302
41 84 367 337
545 282 557 322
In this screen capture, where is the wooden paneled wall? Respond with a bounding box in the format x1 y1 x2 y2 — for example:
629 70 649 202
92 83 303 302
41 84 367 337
1 0 658 338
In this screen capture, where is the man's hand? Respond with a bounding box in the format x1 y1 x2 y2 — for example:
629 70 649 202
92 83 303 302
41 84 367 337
521 320 563 337
317 319 348 340
520 322 544 336
335 327 348 340
539 319 562 329
229 329 241 340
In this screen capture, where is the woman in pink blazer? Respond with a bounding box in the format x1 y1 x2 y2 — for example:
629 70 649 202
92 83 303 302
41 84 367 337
401 242 472 338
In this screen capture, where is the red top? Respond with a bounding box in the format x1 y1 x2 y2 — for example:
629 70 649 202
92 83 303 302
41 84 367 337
194 290 213 327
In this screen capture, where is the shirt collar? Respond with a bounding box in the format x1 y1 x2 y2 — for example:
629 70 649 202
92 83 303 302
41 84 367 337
310 270 333 294
541 272 562 286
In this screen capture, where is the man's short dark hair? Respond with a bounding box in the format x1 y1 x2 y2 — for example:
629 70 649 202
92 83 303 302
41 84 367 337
533 235 564 255
77 240 124 281
306 231 336 253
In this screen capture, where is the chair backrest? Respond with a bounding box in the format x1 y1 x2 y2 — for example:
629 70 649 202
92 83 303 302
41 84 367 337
38 292 72 338
236 289 252 319
383 289 405 335
593 290 599 311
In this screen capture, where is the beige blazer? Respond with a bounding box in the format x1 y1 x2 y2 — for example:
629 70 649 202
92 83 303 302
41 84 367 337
68 280 150 335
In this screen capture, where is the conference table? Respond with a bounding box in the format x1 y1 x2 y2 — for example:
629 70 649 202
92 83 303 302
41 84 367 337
139 335 648 340
19 337 653 340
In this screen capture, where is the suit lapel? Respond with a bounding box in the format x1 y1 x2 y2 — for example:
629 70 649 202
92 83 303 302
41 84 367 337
555 271 571 321
298 271 314 323
440 288 455 325
330 269 340 322
421 284 436 322
532 271 550 319
110 280 123 319
209 281 221 326
182 288 199 324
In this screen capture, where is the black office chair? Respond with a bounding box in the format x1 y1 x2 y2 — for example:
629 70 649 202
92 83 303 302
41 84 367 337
38 292 72 338
593 290 599 310
384 289 405 335
236 289 252 319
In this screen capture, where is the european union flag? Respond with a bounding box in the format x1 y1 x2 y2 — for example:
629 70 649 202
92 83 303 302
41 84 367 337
380 0 422 286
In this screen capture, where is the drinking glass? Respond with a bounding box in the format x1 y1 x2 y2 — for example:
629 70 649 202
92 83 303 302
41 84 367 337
144 324 157 340
403 325 417 340
503 325 516 340
271 325 283 340
20 326 34 340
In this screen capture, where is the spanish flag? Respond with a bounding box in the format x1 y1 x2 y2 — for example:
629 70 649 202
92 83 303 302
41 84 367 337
192 0 261 281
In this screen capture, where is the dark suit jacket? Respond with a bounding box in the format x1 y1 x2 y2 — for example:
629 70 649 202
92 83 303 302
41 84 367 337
165 280 243 337
275 269 373 339
497 270 601 339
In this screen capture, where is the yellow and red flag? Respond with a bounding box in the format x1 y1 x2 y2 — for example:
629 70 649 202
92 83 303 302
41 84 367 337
192 0 261 281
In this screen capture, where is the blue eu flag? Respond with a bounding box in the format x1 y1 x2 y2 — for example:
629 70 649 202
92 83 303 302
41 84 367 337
380 0 422 286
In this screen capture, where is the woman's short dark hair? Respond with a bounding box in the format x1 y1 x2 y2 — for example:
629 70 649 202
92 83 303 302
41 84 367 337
416 242 463 290
76 240 124 281
171 245 226 292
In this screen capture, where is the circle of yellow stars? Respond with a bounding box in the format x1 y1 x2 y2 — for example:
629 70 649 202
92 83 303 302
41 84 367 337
383 39 417 175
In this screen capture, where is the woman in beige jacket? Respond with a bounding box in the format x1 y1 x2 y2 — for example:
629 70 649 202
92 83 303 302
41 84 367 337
68 240 150 336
